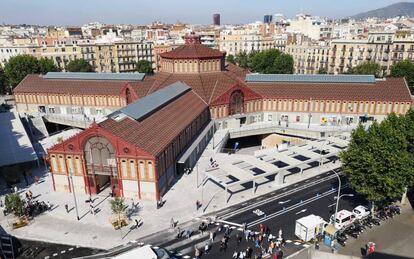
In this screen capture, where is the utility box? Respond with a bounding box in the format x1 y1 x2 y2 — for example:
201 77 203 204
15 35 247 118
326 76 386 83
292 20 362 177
295 214 327 242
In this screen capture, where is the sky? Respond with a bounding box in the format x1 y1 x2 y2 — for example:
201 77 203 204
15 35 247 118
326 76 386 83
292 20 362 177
0 0 408 26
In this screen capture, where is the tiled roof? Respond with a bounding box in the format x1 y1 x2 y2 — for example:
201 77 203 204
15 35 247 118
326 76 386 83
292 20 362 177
247 78 412 102
99 90 208 156
159 43 225 59
14 74 130 95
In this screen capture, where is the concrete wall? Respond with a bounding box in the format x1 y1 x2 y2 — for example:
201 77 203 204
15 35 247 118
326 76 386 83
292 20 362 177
54 174 70 193
122 179 139 198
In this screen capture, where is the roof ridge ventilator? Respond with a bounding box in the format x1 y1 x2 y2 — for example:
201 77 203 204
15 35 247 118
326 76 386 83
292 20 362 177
43 72 146 81
245 74 376 84
110 82 191 122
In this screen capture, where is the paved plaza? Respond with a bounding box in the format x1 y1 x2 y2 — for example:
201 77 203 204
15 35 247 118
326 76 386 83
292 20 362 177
0 127 349 250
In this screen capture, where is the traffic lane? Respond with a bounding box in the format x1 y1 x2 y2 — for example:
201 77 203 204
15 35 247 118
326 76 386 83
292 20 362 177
226 175 348 224
216 170 338 217
247 187 368 241
17 239 103 259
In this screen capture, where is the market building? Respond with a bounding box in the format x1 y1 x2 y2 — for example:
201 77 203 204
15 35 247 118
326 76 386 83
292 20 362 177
13 34 413 201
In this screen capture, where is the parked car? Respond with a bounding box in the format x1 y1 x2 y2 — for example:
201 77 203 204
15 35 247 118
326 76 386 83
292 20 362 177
352 205 370 220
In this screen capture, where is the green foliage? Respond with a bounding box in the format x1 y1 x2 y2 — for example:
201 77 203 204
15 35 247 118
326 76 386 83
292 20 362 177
226 54 236 64
318 67 328 74
4 55 41 89
348 61 381 77
234 49 294 74
5 193 26 218
110 197 125 223
136 60 153 74
235 51 249 69
38 58 59 74
66 59 94 72
340 111 414 203
0 65 5 94
390 60 414 94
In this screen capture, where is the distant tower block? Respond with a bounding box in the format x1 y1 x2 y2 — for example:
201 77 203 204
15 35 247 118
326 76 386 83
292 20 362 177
213 13 221 26
264 14 273 24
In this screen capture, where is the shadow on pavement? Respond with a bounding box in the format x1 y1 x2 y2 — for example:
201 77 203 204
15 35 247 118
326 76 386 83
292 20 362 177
369 252 413 259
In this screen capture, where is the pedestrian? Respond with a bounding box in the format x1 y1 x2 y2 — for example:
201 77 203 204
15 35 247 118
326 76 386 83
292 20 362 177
25 192 30 200
46 201 52 210
134 219 140 228
233 251 239 258
34 176 39 184
13 186 18 193
28 190 33 199
268 233 273 242
239 251 246 259
315 242 320 250
209 231 214 242
195 247 201 259
65 204 69 213
90 203 94 215
196 200 201 210
246 247 252 259
205 243 210 254
237 234 242 245
244 230 249 241
170 217 175 228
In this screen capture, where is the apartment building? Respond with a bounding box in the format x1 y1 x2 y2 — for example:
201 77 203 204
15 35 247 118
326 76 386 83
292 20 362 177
218 33 276 56
286 42 330 74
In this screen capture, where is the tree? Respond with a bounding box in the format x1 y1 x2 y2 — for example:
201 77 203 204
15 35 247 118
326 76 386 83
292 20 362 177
390 60 414 94
247 49 294 74
273 53 294 74
4 55 41 89
38 58 59 74
340 112 414 205
136 60 153 74
235 51 249 69
5 193 26 218
110 197 126 227
348 61 381 77
0 65 5 94
318 67 328 74
66 59 94 72
226 54 236 64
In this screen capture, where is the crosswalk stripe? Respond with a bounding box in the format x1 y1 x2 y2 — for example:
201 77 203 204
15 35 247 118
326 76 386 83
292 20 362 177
294 242 301 245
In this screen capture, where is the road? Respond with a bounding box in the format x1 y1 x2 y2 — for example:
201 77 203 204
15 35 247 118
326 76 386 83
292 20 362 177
149 170 368 259
14 239 103 259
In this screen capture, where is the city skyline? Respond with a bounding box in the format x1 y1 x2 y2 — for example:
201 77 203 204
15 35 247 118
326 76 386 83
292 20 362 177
0 0 406 26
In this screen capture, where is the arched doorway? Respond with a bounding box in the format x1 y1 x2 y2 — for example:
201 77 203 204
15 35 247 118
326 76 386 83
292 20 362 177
84 136 118 195
229 90 244 115
126 88 133 105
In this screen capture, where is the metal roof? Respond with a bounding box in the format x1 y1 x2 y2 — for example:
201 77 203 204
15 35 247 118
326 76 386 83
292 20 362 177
111 82 191 121
43 72 146 81
245 74 376 83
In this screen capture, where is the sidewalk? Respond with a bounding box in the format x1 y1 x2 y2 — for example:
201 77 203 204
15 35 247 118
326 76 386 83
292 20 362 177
338 204 414 258
0 128 343 250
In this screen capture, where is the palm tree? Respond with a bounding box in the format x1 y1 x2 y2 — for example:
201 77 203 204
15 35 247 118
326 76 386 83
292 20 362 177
110 197 126 228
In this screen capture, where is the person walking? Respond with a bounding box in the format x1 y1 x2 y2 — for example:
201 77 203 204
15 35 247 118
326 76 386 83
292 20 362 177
64 204 69 213
90 203 94 215
195 247 201 259
237 234 242 245
170 217 175 228
209 231 214 242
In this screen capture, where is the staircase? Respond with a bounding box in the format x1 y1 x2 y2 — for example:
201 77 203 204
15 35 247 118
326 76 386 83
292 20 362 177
27 115 49 140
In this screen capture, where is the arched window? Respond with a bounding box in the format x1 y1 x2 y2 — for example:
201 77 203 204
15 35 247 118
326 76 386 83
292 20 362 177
229 90 244 115
84 136 115 169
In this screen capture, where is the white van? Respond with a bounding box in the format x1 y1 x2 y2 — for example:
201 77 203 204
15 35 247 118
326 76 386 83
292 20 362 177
330 209 356 230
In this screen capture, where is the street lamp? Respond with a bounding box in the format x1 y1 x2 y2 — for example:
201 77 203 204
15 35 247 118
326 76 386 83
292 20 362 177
68 171 80 221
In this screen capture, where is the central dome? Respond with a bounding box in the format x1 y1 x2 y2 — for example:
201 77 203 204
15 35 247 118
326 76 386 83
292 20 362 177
159 34 226 74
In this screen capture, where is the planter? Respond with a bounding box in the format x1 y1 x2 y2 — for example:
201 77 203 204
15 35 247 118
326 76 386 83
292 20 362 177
111 219 128 230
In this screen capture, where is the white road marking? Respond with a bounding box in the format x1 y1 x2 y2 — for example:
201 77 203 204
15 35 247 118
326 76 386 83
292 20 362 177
215 223 220 225
305 179 310 182
294 184 299 187
295 209 307 215
44 257 50 259
61 250 66 254
183 256 191 259
237 228 244 231
303 244 310 248
68 248 74 251
316 176 321 178
328 203 336 207
130 240 137 243
285 240 292 243
230 226 236 229
52 253 58 257
153 246 159 249
294 242 301 245
278 199 291 204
